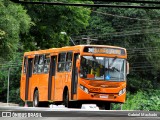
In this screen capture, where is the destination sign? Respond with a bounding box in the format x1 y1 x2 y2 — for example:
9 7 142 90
83 47 125 55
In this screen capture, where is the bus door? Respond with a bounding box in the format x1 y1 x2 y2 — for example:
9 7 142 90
25 58 33 100
54 53 66 100
71 53 79 100
48 55 57 100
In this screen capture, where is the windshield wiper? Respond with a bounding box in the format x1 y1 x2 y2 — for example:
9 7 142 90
105 56 118 72
108 56 117 68
105 67 120 72
110 67 120 72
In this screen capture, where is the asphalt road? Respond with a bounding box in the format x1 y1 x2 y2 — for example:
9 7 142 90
0 106 159 120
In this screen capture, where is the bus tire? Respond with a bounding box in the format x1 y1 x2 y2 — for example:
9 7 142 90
76 103 82 108
63 90 70 108
33 90 39 107
98 102 111 110
104 103 111 110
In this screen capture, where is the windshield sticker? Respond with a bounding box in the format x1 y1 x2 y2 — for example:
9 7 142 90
105 75 110 80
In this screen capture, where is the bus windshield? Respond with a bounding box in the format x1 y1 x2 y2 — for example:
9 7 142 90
80 56 126 81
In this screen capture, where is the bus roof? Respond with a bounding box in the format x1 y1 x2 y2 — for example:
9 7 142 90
24 45 126 56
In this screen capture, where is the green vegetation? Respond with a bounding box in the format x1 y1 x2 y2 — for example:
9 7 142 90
0 0 32 61
112 90 160 111
21 0 91 50
123 90 160 111
0 0 160 110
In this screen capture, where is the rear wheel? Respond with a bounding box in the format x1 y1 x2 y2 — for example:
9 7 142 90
33 90 49 107
63 90 71 108
33 90 39 107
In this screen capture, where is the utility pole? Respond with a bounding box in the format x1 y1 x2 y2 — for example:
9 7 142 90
7 67 11 106
82 36 98 45
87 36 91 45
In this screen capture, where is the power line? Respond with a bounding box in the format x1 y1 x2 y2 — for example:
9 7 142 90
11 0 160 4
74 24 160 40
92 10 160 22
79 29 160 37
102 0 160 4
10 0 160 9
74 9 160 39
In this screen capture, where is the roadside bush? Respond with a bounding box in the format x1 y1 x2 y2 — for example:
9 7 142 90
122 90 160 111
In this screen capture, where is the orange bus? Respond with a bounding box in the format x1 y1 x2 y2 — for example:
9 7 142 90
20 45 129 109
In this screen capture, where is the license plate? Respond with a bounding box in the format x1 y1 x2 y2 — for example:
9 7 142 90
100 95 108 98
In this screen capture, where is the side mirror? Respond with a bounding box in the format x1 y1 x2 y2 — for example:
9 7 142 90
127 61 129 75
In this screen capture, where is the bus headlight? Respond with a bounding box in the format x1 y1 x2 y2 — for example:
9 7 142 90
80 84 89 94
122 87 126 93
118 88 126 96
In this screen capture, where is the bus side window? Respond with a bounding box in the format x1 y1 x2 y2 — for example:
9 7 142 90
44 54 50 73
58 53 66 72
38 55 44 73
65 52 72 72
23 56 27 74
33 55 39 74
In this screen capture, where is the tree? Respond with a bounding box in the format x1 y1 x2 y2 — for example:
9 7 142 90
0 0 32 61
21 0 92 50
84 2 160 90
0 0 32 104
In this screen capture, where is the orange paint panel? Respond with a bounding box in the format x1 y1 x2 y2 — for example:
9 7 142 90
54 73 65 101
20 74 26 101
37 74 49 101
39 86 48 101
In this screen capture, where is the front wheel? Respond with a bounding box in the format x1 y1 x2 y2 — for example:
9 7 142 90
97 102 111 110
104 103 111 110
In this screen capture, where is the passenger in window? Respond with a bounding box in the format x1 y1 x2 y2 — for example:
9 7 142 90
38 64 43 73
39 56 44 64
33 65 38 73
44 59 49 73
58 63 61 71
66 62 72 71
44 65 49 73
88 60 94 74
80 58 87 78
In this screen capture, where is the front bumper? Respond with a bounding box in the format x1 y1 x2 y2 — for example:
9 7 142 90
77 87 126 103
